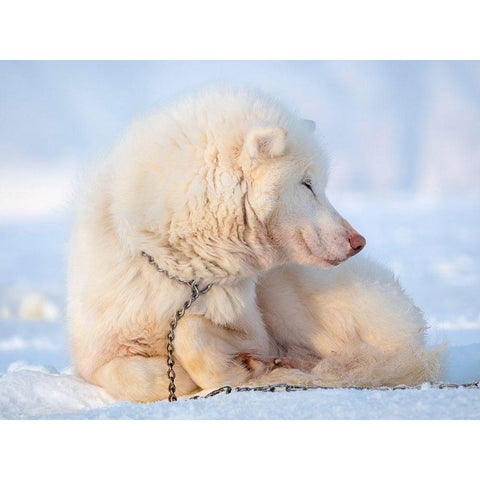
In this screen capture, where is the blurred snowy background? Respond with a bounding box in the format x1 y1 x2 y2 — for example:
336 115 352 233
0 61 479 418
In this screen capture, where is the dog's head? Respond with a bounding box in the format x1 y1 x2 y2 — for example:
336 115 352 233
111 88 365 282
239 121 365 270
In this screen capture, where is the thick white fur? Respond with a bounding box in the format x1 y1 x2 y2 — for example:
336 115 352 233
68 87 442 402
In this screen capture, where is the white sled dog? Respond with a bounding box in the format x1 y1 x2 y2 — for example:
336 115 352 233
68 87 441 402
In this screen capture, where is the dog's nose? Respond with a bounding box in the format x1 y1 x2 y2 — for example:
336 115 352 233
348 233 366 253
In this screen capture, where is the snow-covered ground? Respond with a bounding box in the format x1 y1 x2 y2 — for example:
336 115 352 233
1 61 479 419
1 197 479 419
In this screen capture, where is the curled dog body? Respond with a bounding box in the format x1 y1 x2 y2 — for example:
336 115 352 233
67 87 441 402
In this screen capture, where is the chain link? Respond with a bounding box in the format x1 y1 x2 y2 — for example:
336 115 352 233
190 380 480 400
142 251 212 402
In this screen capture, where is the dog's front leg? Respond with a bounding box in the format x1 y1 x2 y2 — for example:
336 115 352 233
174 313 273 390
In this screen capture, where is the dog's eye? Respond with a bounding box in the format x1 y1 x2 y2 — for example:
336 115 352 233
301 177 314 194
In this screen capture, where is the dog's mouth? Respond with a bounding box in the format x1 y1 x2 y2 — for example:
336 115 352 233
292 229 348 268
324 257 343 267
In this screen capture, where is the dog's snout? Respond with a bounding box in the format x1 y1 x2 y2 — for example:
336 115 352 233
348 232 366 254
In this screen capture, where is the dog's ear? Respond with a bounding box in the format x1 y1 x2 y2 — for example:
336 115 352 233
244 126 287 160
303 119 316 132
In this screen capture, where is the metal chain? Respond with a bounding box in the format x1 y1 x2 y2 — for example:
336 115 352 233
142 251 212 402
190 380 480 400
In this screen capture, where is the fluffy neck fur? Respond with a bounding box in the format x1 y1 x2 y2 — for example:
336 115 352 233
107 145 281 286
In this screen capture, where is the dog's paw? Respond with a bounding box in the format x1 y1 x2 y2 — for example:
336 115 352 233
234 353 270 376
234 353 318 376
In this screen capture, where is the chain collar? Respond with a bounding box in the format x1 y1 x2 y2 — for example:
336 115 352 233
141 251 213 401
141 251 212 294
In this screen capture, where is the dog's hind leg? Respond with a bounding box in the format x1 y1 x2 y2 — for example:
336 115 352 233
91 356 198 402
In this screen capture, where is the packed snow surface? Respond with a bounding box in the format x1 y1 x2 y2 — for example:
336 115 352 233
1 198 479 419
